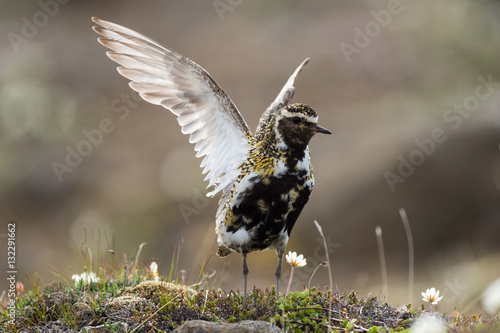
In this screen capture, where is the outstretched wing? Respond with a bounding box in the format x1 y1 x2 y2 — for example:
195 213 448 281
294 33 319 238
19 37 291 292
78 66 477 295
254 58 310 139
92 17 251 197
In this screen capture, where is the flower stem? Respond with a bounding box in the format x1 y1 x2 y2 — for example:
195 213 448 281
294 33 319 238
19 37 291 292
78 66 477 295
285 266 294 295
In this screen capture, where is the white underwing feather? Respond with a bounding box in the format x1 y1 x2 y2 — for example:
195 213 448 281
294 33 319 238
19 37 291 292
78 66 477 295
93 17 251 198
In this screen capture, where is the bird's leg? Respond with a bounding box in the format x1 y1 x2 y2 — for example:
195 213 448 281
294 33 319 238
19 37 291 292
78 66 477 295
275 249 284 300
242 251 249 300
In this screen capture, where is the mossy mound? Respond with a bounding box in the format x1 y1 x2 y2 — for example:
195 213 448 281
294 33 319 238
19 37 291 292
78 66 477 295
1 279 499 332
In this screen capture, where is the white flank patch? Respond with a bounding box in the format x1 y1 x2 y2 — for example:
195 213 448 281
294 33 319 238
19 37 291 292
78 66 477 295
275 159 288 176
296 147 311 171
225 227 252 245
218 223 252 249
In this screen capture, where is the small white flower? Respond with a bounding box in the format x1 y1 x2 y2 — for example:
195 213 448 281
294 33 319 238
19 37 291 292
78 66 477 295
285 251 307 268
150 262 159 282
482 277 500 314
421 288 443 304
72 272 100 285
72 274 81 284
410 313 446 333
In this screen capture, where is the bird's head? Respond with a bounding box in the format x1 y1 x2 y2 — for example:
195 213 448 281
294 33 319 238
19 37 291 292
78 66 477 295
274 103 331 151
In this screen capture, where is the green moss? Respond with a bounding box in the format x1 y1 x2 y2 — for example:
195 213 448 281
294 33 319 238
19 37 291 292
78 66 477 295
1 275 499 332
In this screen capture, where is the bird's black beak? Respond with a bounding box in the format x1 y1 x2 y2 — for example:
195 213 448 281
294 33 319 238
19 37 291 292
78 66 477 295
313 124 332 135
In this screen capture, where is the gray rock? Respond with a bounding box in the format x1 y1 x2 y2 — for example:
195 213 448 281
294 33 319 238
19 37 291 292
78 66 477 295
173 320 283 333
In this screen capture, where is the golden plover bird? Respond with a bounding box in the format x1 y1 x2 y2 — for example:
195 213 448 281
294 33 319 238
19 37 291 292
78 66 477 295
92 17 331 299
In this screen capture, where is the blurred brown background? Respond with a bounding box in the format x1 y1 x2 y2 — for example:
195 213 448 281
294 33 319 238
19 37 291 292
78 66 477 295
1 0 500 312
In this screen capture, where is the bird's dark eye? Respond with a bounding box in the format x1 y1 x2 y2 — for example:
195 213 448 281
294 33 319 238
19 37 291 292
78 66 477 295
291 117 301 124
